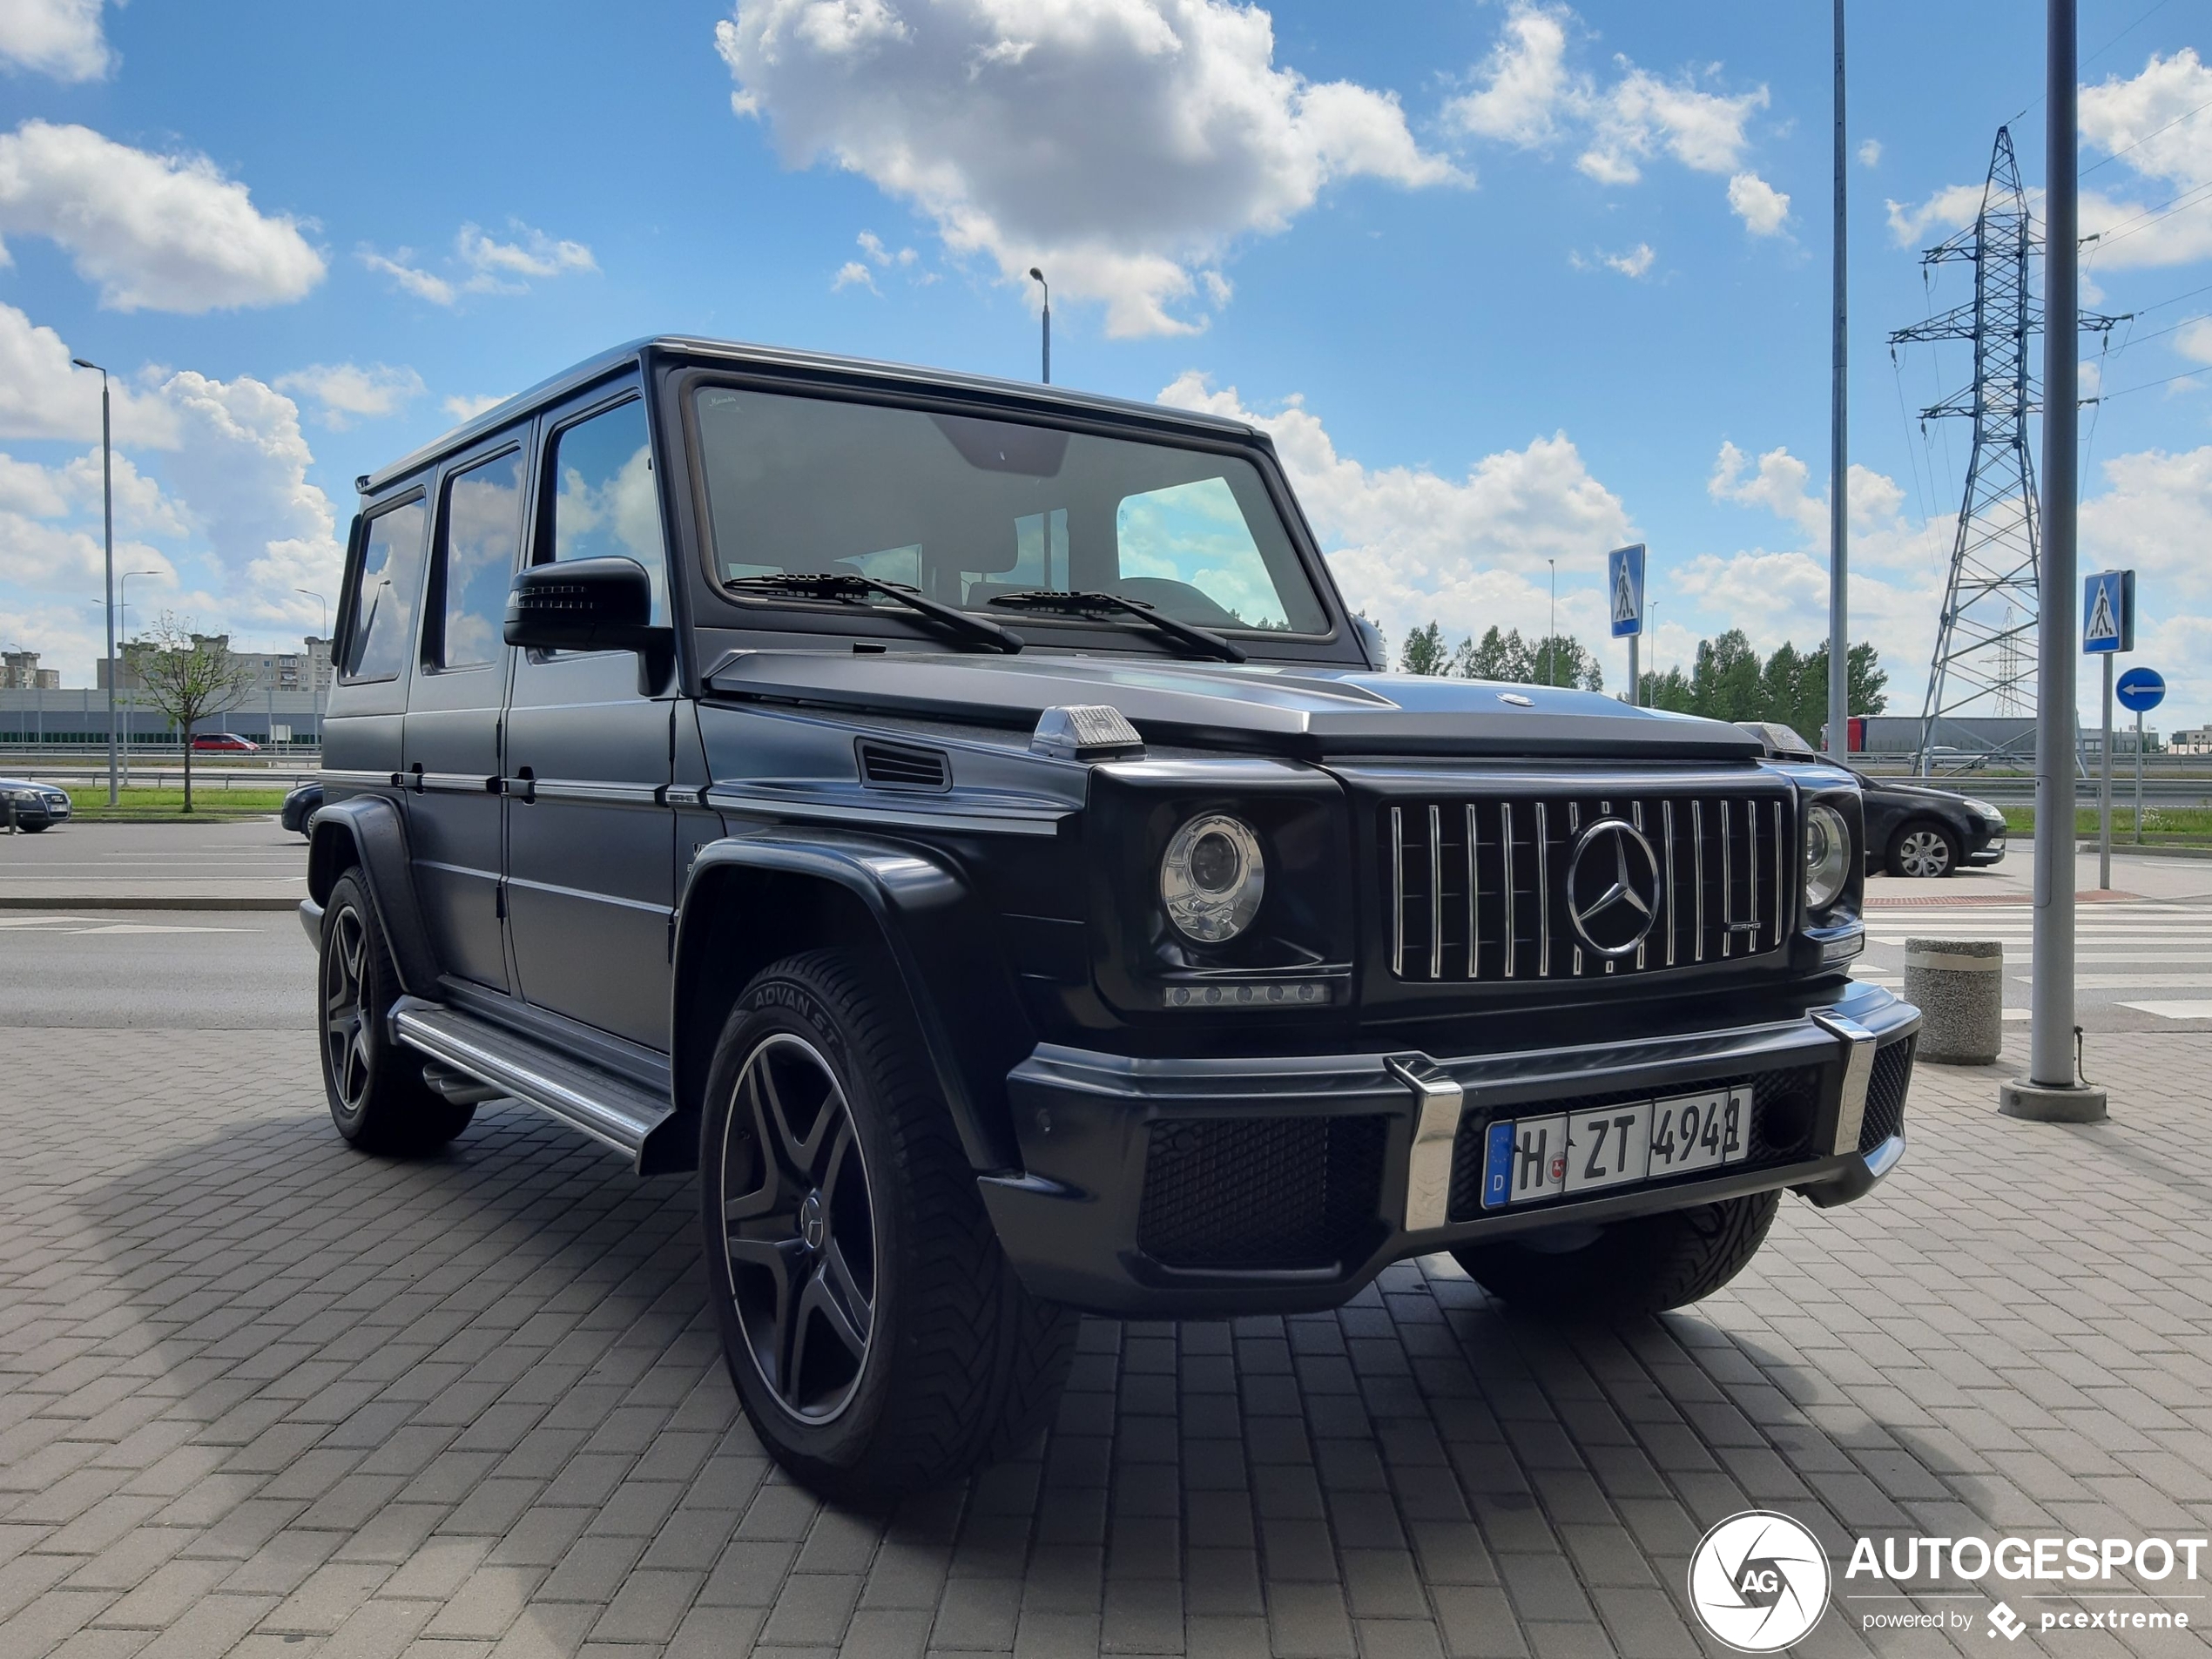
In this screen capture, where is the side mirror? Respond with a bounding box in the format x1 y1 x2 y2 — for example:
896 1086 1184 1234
505 557 674 692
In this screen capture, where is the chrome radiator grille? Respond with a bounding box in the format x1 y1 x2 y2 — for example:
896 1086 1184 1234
1385 790 1793 983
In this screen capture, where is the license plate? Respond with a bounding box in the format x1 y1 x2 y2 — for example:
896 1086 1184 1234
1480 1087 1750 1209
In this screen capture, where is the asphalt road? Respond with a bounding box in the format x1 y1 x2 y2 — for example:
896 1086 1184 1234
0 907 313 1028
0 815 307 880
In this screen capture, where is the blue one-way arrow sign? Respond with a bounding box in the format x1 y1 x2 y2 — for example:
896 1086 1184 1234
2116 666 2165 713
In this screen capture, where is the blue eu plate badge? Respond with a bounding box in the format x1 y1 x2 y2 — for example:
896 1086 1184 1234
1481 1120 1514 1209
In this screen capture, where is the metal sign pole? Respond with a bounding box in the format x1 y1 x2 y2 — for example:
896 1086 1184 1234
1629 635 1639 708
2134 709 2144 844
2100 652 2113 890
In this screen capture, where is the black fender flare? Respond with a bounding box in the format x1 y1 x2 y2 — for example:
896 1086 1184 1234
305 794 440 997
664 832 1026 1176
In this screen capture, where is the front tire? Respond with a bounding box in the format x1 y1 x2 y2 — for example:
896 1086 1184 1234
1886 820 1959 878
699 949 1075 1499
1451 1190 1780 1318
318 871 474 1154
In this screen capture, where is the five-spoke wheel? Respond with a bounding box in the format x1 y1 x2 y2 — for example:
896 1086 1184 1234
717 1033 877 1423
314 870 474 1154
322 900 372 1114
699 950 1075 1497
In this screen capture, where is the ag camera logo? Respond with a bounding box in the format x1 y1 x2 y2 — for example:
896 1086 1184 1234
1688 1510 1832 1651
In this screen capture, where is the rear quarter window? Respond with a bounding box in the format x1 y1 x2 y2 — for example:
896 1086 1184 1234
342 498 428 681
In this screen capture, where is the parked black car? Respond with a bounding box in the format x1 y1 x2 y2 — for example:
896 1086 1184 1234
302 338 1919 1496
1 777 71 832
280 780 323 837
1735 723 2006 878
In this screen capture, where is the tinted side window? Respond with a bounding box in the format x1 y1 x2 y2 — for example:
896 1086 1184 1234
548 400 667 624
435 451 523 669
343 498 428 681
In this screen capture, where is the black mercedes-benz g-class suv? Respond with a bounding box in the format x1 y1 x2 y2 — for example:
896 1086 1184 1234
302 337 1918 1497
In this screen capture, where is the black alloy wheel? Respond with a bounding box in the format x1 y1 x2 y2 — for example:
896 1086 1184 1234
716 1032 878 1423
322 900 374 1116
698 949 1076 1498
316 871 474 1154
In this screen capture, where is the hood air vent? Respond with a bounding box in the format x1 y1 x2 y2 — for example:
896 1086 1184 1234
857 739 951 792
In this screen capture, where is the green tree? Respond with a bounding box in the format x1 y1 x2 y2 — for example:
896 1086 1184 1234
1401 620 1448 675
1784 642 1892 743
132 614 258 813
1510 633 1602 692
1458 624 1533 682
1687 630 1765 721
1640 666 1695 712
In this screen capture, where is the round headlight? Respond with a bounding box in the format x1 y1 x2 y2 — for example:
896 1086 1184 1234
1803 801 1851 914
1161 813 1265 943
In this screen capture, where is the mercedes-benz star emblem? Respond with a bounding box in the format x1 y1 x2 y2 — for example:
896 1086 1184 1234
1565 818 1662 957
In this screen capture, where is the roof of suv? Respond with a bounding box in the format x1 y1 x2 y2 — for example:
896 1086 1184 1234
358 335 1262 497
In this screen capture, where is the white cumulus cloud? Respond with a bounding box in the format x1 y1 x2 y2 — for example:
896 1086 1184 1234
361 219 597 306
1857 138 1880 168
1599 243 1653 277
0 0 109 81
1445 3 1769 221
442 392 509 423
832 260 877 293
0 120 325 312
1157 371 1633 654
1726 171 1790 236
273 363 427 430
715 0 1460 337
0 300 176 444
1892 52 2212 271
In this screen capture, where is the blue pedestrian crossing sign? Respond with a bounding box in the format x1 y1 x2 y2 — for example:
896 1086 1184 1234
2082 570 2134 653
1608 543 1646 638
2116 666 2165 713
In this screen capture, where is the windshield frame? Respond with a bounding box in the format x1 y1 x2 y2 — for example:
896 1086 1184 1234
669 365 1360 663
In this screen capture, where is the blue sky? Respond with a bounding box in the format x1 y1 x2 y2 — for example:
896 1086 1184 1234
1 0 2207 730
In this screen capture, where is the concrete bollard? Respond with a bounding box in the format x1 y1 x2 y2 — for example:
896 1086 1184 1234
1905 938 2003 1065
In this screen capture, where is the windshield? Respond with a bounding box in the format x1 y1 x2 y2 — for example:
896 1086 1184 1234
691 387 1330 636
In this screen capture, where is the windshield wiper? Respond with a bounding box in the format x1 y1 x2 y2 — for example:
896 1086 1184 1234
984 590 1245 663
725 573 1022 654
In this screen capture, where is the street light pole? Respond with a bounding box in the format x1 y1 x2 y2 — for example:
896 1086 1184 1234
1546 558 1556 686
1827 0 1851 762
118 569 157 790
1027 268 1050 383
2003 0 2105 1122
295 588 328 746
71 358 116 806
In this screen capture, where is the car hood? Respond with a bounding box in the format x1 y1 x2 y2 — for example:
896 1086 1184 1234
1870 779 1988 810
703 650 1762 761
0 777 60 790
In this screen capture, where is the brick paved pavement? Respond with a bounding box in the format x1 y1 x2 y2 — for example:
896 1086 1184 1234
3 1027 2210 1657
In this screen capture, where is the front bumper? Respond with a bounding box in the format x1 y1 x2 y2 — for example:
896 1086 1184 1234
979 979 1919 1315
3 793 69 827
1966 829 2006 866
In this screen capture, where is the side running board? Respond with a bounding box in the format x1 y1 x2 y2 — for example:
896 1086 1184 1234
390 998 673 1167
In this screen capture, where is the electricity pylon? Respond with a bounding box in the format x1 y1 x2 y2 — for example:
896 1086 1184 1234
1889 125 2121 774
